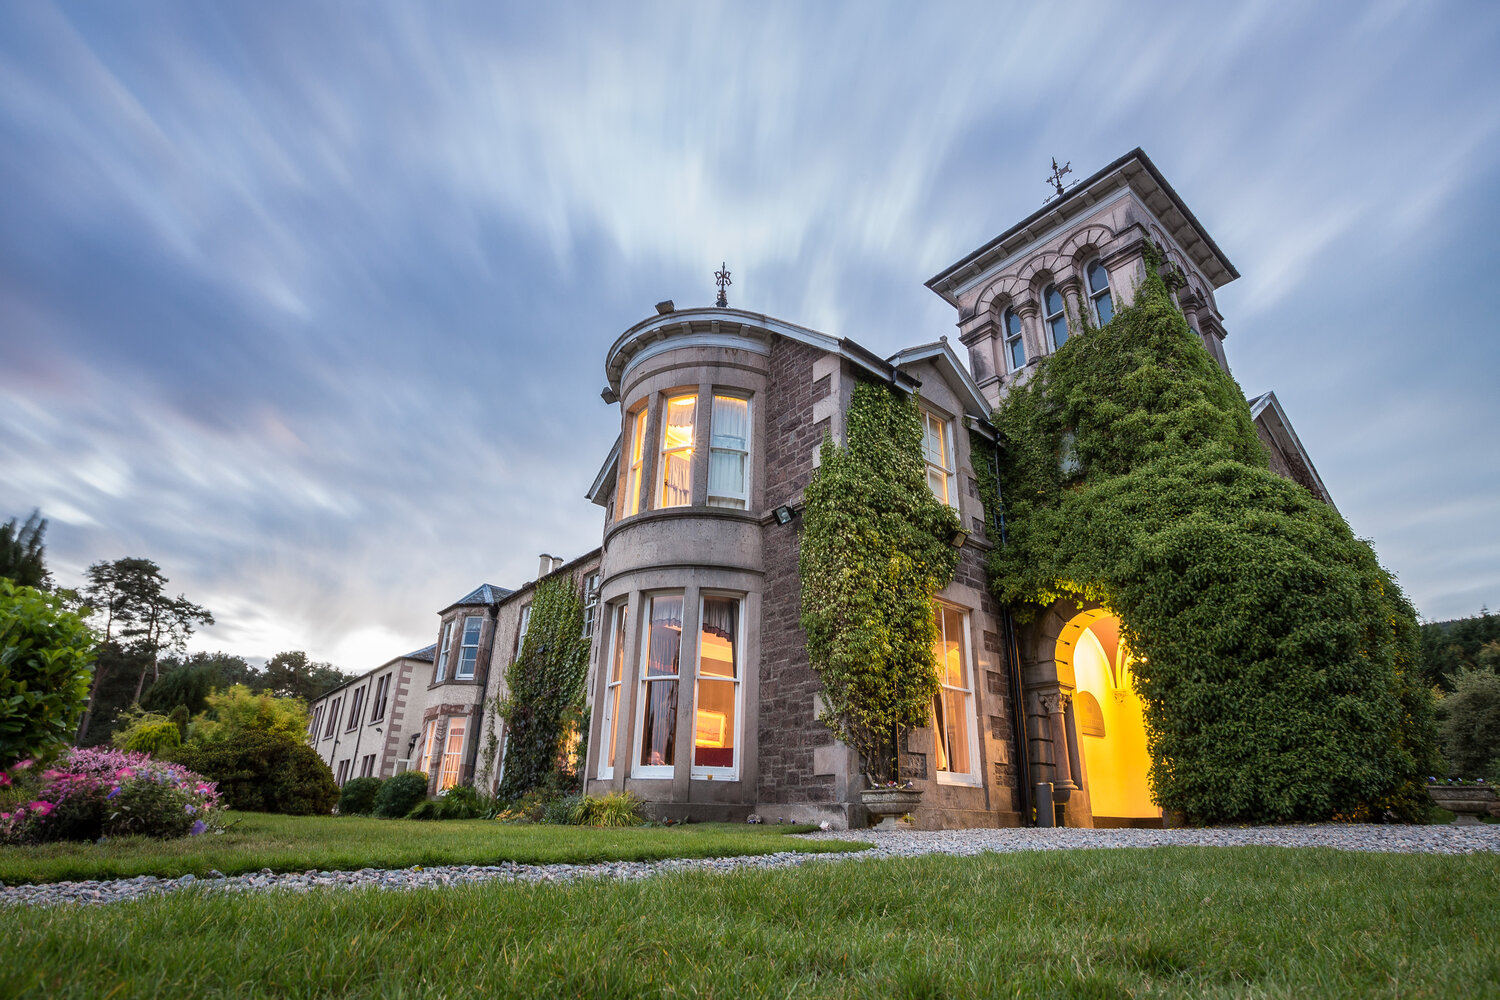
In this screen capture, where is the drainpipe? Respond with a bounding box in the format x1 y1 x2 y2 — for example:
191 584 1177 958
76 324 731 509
990 443 1035 827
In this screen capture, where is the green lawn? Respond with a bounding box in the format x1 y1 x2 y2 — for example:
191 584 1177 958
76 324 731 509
5 847 1497 998
0 812 860 884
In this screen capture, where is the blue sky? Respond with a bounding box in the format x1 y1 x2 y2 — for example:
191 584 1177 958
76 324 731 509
2 1 1497 669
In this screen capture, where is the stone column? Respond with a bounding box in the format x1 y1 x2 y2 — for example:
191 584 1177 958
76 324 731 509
1014 297 1043 368
1038 691 1079 800
1058 277 1085 337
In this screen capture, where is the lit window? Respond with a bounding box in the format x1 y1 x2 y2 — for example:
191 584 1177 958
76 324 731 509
658 395 697 508
456 615 482 679
582 574 600 638
418 719 437 775
435 621 455 682
370 674 390 723
693 596 741 778
345 687 365 731
922 410 957 507
598 603 628 779
438 716 466 790
1044 283 1069 349
621 408 647 517
323 697 341 739
932 604 978 784
1087 260 1113 325
707 395 750 509
634 594 683 777
1003 306 1026 372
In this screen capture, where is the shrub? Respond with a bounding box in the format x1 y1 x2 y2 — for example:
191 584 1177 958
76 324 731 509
190 685 309 743
336 776 384 816
372 770 429 818
111 708 183 756
0 747 221 843
572 791 644 827
169 729 337 816
0 580 95 768
543 792 585 825
1437 667 1500 778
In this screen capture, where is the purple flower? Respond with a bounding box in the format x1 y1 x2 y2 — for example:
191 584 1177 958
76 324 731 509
189 819 207 836
107 786 121 800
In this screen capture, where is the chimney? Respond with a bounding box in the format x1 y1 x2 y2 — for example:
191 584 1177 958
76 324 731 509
551 555 564 574
538 553 554 579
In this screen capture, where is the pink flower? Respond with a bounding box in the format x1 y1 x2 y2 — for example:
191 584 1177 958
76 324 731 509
116 767 135 780
27 801 53 817
0 772 10 787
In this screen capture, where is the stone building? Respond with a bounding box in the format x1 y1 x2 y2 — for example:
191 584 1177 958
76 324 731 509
315 148 1329 829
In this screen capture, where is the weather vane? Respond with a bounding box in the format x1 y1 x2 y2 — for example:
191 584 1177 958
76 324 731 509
1045 157 1074 201
714 262 732 307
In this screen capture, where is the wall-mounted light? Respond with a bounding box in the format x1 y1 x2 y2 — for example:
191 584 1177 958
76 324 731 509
773 505 795 525
950 528 969 549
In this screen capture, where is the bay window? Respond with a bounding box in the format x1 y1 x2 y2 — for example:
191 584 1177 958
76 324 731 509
621 407 647 517
598 603 628 779
634 594 683 777
658 395 696 508
418 719 437 774
922 410 957 507
456 615 482 679
692 596 742 778
707 395 750 509
932 603 979 784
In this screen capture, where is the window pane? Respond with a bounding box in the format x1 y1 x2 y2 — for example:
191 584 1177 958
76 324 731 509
695 597 739 770
940 689 971 773
1005 307 1022 337
1008 333 1027 371
708 450 746 500
439 718 466 789
1051 314 1069 348
1094 292 1113 325
624 409 646 517
644 596 682 676
641 681 677 767
927 467 948 503
661 453 692 506
663 396 696 450
639 596 682 769
699 598 738 679
711 396 748 450
1045 284 1064 317
1088 260 1110 295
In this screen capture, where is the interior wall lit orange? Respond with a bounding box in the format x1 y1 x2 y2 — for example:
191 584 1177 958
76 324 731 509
1068 614 1157 819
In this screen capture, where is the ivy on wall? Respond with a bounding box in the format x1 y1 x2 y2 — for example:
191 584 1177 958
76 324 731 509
496 574 591 801
799 380 961 785
988 247 1438 824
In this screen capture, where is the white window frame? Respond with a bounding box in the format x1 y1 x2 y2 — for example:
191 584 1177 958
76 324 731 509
632 592 684 780
597 602 629 780
621 407 647 518
438 715 467 790
1003 305 1026 373
921 409 958 509
657 393 697 509
1044 282 1069 350
582 574 601 638
517 604 532 652
707 394 751 510
345 686 365 732
1086 259 1113 326
435 620 455 683
456 615 483 680
690 593 743 782
418 718 438 775
932 603 981 787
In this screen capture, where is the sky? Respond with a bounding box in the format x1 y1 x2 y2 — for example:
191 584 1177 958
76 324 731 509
2 1 1498 671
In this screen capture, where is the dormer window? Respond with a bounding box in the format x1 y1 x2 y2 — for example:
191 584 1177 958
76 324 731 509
658 394 696 508
1003 306 1026 372
921 409 957 508
1087 260 1113 325
707 395 750 509
1044 283 1069 349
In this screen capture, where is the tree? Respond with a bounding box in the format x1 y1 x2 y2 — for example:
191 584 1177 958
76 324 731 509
143 651 258 715
188 684 310 744
1436 666 1500 779
0 579 95 766
76 558 213 741
0 510 50 590
262 651 348 702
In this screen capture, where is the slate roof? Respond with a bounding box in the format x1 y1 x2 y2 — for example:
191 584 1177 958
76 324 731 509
403 643 437 662
452 583 513 606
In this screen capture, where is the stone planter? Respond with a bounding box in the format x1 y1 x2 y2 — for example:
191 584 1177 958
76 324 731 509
1426 784 1497 826
860 787 923 830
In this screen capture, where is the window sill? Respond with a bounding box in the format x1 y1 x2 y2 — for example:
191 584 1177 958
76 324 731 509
934 772 982 787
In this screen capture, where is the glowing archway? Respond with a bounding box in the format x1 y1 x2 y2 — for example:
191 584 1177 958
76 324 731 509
1061 610 1157 822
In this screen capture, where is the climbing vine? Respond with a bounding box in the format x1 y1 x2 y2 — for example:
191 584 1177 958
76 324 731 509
799 380 961 785
988 246 1438 824
496 574 591 801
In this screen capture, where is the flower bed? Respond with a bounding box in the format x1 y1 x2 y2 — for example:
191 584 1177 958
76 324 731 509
1 747 223 843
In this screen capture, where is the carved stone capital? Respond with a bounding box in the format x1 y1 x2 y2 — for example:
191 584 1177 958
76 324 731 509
1038 691 1071 716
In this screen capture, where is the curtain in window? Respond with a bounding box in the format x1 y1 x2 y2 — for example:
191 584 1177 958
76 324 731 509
603 605 627 772
640 596 683 768
932 605 972 775
708 396 748 507
439 717 466 789
660 396 696 507
695 597 739 769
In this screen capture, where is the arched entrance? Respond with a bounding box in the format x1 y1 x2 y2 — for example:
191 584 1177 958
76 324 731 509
1028 603 1159 827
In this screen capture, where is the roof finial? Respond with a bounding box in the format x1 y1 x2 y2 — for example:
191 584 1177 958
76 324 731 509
1046 157 1074 201
714 262 732 308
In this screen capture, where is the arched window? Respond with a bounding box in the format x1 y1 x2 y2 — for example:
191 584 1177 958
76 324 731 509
1087 260 1113 325
1003 306 1026 372
1043 283 1068 349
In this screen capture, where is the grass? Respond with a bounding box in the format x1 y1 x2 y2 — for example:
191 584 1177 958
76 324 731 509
5 846 1498 998
0 812 860 884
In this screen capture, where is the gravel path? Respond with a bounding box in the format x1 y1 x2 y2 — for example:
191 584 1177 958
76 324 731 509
5 823 1496 908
